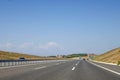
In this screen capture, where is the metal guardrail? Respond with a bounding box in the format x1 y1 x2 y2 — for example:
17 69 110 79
0 59 67 67
0 60 45 67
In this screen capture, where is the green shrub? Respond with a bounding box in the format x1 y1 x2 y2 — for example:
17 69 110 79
117 61 120 65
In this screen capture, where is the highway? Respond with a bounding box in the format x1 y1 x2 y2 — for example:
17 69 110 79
0 60 120 80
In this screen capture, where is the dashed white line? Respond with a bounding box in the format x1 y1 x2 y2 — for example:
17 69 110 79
34 66 47 70
55 63 60 65
75 64 78 66
75 60 80 66
89 61 120 76
72 67 76 71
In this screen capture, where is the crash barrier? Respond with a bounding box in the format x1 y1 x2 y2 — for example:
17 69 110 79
0 60 66 67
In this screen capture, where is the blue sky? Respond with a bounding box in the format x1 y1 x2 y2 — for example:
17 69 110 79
0 0 120 56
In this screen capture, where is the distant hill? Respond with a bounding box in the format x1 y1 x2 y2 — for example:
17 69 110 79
94 47 120 63
65 53 88 58
0 50 44 60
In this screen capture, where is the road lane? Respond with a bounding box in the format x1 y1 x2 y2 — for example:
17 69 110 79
0 60 69 78
0 60 77 80
91 61 120 73
71 60 120 80
0 60 120 80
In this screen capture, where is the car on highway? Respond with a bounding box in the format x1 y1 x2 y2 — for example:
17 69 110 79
19 57 26 60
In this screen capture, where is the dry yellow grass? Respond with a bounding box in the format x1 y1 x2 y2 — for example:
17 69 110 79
0 50 62 60
0 50 44 60
94 47 120 63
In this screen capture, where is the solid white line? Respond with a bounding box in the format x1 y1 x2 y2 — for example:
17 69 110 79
92 60 117 65
34 66 47 70
72 67 75 71
89 61 120 76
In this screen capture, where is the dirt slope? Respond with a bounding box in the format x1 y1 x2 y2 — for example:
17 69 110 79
0 50 43 60
94 47 120 63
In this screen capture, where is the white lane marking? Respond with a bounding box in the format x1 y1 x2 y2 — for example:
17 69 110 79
34 66 47 70
89 61 120 76
72 67 76 71
75 60 80 66
92 60 117 65
55 63 60 65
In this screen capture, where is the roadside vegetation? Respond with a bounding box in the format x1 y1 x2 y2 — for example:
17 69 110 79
0 50 90 60
94 47 120 64
0 51 56 60
64 53 88 58
117 61 120 65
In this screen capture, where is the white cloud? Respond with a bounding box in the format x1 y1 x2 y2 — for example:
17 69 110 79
0 42 65 56
19 42 33 49
1 43 14 48
6 43 13 48
0 43 15 52
38 42 62 49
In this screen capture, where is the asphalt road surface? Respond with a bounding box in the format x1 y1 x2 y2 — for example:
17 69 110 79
0 60 120 80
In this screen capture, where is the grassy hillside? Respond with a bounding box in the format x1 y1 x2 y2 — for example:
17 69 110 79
0 50 45 60
65 53 88 58
94 47 120 63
